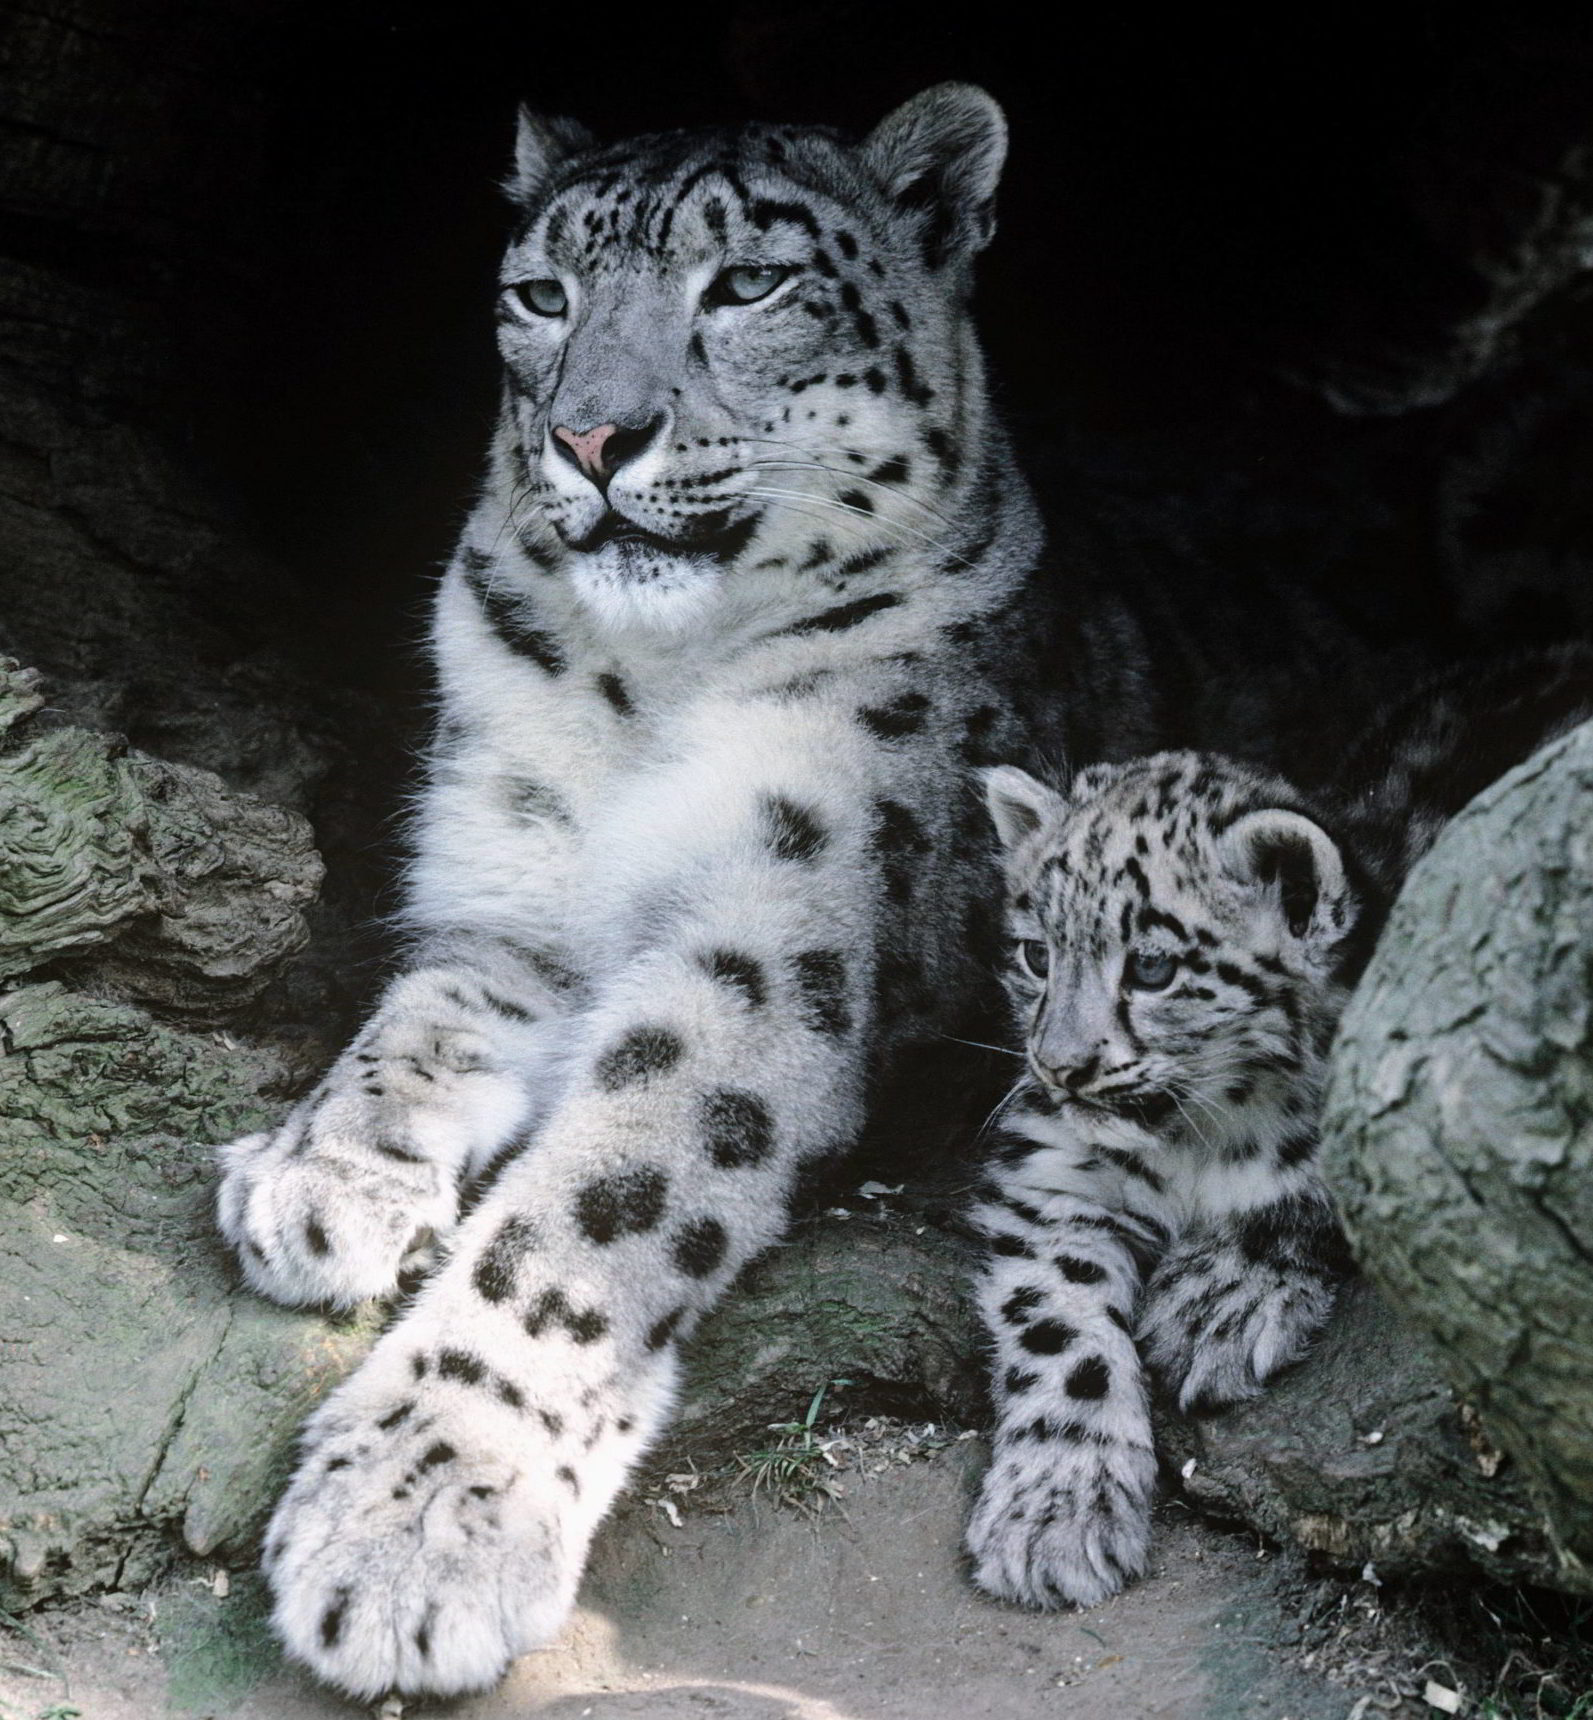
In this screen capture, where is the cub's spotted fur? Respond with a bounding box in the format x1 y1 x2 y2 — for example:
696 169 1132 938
216 86 1052 1699
967 752 1357 1606
967 644 1593 1607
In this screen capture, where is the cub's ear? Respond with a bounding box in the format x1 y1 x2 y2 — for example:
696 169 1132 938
981 765 1063 851
1218 809 1357 949
504 106 594 209
861 83 1007 263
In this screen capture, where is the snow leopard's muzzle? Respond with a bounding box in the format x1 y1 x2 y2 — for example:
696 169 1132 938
538 409 763 569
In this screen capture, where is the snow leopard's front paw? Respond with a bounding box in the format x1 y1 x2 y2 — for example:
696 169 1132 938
1140 1264 1337 1414
216 1096 460 1308
262 1365 587 1700
966 1434 1157 1610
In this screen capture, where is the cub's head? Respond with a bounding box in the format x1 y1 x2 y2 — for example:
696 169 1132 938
493 85 1007 626
982 753 1362 1129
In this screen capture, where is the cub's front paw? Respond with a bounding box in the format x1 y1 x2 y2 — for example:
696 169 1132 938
264 1373 585 1699
217 1096 459 1308
1140 1267 1337 1413
966 1436 1156 1610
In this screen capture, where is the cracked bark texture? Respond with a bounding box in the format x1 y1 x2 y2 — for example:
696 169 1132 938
1157 1280 1566 1591
0 659 322 1013
1321 719 1593 1593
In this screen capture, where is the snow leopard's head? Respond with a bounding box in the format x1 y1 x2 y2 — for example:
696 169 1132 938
982 753 1362 1131
491 85 1006 628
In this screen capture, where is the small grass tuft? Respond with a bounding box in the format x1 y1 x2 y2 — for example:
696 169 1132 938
734 1379 853 1515
159 1570 279 1715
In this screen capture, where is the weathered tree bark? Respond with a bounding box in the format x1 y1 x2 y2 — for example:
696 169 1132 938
1321 719 1593 1592
0 659 322 1013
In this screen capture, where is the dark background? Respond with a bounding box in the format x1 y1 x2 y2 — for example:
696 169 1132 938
217 5 1593 649
3 1 1592 1023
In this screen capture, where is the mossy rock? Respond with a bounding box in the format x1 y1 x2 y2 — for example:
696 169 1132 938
0 982 380 1608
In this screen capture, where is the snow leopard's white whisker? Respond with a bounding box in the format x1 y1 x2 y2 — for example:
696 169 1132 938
741 487 975 568
741 432 943 490
974 1075 1030 1143
732 489 885 551
1167 1088 1218 1148
935 1031 1025 1059
744 454 959 530
1182 1084 1230 1136
740 484 907 536
491 479 553 577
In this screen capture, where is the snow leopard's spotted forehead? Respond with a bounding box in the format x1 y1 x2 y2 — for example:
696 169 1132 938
519 126 868 262
1008 752 1310 958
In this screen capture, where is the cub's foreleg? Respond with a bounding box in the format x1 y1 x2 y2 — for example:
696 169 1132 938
965 1135 1158 1610
1139 1172 1344 1413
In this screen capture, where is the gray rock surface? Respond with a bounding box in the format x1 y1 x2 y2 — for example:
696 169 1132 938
1322 719 1593 1592
0 980 377 1610
1158 1280 1561 1590
0 1123 983 1613
0 659 322 1014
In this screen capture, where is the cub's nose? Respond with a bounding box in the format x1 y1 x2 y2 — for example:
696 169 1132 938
1031 1051 1100 1093
551 417 662 489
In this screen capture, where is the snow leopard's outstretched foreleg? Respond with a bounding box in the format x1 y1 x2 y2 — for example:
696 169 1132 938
261 698 883 1699
217 931 577 1307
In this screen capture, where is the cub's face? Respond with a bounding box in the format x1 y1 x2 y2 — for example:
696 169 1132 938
982 755 1358 1131
492 87 1006 626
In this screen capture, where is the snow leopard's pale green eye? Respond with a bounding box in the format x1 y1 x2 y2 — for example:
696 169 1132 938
513 278 567 317
1018 939 1050 980
1124 949 1178 991
706 264 790 306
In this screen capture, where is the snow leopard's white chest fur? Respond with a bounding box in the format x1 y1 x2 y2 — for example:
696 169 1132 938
217 86 1061 1703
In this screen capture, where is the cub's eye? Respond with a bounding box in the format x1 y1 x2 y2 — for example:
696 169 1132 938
510 279 568 318
1124 949 1179 991
1017 939 1050 980
706 265 791 306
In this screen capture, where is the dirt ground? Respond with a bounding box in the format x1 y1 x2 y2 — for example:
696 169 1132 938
0 1439 1418 1720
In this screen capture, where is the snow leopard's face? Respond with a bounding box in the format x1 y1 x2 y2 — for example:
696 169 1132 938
983 753 1359 1130
492 90 1005 626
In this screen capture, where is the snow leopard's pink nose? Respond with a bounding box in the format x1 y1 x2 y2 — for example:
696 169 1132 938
552 417 662 487
552 423 618 480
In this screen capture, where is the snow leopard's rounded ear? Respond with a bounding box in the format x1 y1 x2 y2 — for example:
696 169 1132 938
981 765 1063 851
1218 809 1356 948
504 106 594 209
862 84 1007 263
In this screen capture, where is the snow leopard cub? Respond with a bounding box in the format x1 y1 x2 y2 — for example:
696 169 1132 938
965 750 1355 1608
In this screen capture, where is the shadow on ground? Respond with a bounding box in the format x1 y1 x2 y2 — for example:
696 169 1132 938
2 1444 1355 1720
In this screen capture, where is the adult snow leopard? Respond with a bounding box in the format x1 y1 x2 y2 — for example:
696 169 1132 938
967 645 1593 1606
215 86 1052 1698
